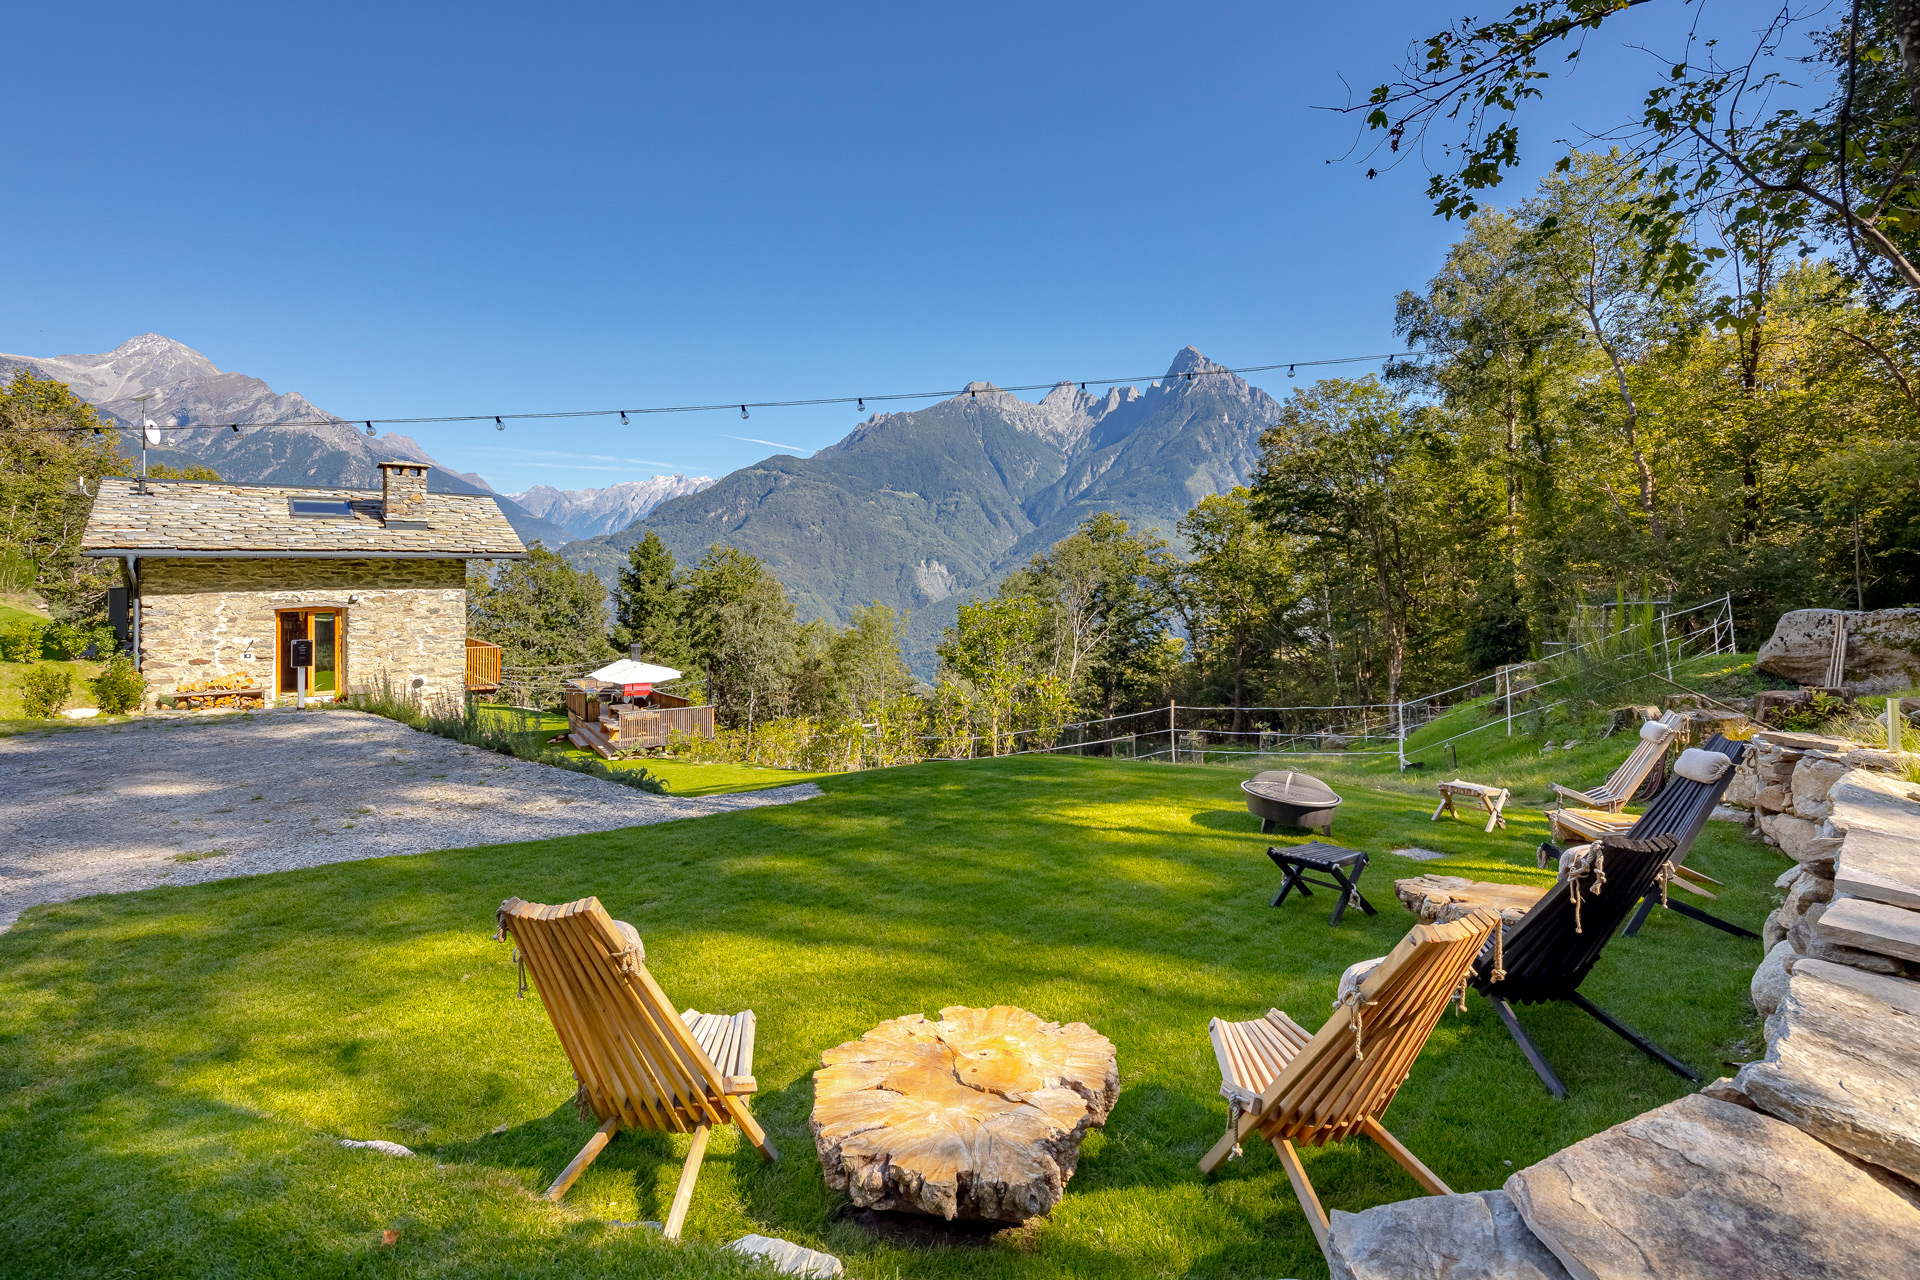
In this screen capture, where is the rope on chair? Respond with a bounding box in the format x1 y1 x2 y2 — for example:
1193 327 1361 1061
495 901 529 999
1336 989 1380 1060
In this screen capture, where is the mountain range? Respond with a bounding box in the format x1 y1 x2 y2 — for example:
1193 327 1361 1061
563 346 1280 669
0 334 574 549
508 476 714 540
5 335 1281 673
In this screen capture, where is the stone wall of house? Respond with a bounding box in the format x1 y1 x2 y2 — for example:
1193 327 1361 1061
136 558 468 704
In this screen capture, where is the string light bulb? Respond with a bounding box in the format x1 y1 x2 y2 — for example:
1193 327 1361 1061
620 411 628 424
365 421 375 435
230 423 240 433
495 417 504 431
1288 365 1296 377
857 398 865 411
740 405 749 419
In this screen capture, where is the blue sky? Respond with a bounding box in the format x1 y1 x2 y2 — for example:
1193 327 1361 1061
3 1 1735 494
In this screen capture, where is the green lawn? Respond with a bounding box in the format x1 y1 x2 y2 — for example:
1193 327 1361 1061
0 598 108 727
0 742 1784 1279
466 705 835 797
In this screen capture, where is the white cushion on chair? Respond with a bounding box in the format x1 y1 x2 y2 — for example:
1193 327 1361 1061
1640 718 1673 742
1334 956 1386 1006
1674 747 1731 783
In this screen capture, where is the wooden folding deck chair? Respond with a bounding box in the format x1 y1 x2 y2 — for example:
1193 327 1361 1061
1550 711 1681 812
1199 908 1500 1265
495 896 777 1238
1469 834 1699 1098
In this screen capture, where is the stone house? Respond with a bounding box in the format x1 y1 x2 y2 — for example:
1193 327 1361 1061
80 462 526 705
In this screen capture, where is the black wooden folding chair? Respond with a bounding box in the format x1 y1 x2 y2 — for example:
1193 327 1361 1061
1267 841 1376 926
1612 736 1756 940
1470 832 1699 1098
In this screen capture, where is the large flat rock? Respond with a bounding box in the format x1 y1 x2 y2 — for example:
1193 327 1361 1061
1827 768 1920 840
1814 895 1920 963
1830 770 1920 910
1505 1092 1920 1280
1735 958 1920 1183
1328 1189 1570 1280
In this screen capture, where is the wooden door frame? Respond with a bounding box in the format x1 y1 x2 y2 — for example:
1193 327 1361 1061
273 607 347 699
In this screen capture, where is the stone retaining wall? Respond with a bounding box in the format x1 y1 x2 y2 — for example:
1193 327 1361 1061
1328 738 1920 1279
137 557 468 704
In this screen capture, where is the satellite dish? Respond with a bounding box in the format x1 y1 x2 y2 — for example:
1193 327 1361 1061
143 419 161 447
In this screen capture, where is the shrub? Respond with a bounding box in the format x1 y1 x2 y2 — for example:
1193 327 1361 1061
43 620 88 660
90 657 146 714
20 665 72 718
0 620 45 663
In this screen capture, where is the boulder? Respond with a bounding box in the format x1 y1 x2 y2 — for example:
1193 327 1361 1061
1790 755 1849 820
1750 939 1797 1017
1735 958 1920 1184
1709 804 1752 826
1762 906 1790 952
1783 870 1835 920
1327 1189 1571 1280
1504 1092 1920 1280
1720 764 1757 810
1756 607 1920 688
1758 811 1822 861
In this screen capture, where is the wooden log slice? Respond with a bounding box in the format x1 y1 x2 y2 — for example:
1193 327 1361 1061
1394 873 1546 926
811 1005 1119 1222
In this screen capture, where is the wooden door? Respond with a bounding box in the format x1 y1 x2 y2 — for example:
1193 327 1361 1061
276 609 345 695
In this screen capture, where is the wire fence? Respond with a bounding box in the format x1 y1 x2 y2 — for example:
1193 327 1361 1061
491 594 1738 772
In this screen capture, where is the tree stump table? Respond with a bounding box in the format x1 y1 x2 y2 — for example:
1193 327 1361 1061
811 1005 1119 1223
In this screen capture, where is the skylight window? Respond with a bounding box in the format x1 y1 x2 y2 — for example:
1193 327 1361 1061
289 499 353 519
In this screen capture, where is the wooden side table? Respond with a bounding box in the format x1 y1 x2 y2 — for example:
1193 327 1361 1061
1432 780 1512 832
1267 841 1376 925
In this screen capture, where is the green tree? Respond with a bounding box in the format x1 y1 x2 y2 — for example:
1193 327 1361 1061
683 545 798 732
467 547 618 675
1359 1 1920 305
613 531 691 667
938 594 1051 756
999 512 1173 718
1173 489 1300 732
0 370 130 622
1251 378 1449 717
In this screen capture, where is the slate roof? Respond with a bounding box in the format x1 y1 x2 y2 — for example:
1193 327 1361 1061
80 477 528 559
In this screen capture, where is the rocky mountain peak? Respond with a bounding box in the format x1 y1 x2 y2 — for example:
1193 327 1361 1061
1165 345 1228 379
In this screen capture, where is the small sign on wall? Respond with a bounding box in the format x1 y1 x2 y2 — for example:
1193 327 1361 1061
290 639 314 667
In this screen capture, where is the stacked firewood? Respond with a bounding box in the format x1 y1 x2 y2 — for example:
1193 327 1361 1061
172 671 266 709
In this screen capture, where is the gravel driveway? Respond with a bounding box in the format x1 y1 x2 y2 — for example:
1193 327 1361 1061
0 708 820 931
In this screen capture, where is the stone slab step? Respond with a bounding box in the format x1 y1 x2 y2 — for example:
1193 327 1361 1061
1814 895 1920 963
1504 1092 1920 1280
727 1234 842 1278
1327 1189 1570 1280
1835 825 1920 912
1735 958 1920 1183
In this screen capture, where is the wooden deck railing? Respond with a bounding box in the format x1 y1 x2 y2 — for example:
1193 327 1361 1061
465 638 503 691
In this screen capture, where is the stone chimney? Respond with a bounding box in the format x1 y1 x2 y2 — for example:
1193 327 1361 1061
378 461 431 527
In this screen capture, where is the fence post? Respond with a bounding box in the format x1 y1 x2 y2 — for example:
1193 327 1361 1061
1396 701 1406 771
1169 700 1177 763
1660 609 1673 680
